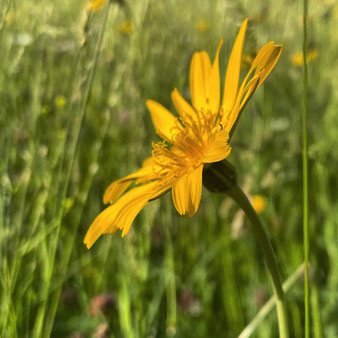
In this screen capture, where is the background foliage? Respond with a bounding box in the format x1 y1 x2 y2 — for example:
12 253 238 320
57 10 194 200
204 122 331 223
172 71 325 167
1 0 337 337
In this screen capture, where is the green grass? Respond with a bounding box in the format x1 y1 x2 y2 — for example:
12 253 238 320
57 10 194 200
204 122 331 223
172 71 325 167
1 0 338 337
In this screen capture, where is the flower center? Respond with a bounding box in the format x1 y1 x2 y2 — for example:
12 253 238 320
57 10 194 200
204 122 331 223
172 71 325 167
151 108 223 185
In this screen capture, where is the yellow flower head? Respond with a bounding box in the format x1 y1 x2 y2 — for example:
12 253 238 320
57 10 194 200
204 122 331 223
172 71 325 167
307 49 318 62
291 48 318 66
87 0 107 12
84 19 282 248
195 21 209 33
119 21 134 35
251 195 267 214
55 95 66 108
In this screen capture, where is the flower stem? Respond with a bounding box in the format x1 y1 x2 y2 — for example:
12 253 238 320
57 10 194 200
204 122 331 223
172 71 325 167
225 183 288 338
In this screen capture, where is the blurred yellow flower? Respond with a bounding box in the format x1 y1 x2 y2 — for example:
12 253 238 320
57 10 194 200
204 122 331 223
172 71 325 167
251 195 267 214
195 21 209 33
55 95 66 108
291 48 318 66
87 0 107 11
84 19 282 248
63 198 74 213
308 49 318 61
119 21 133 35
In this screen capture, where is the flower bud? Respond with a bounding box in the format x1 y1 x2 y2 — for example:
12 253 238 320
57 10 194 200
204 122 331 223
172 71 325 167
202 160 237 193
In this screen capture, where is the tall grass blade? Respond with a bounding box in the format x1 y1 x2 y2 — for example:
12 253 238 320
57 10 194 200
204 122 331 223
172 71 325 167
239 264 305 338
302 0 310 337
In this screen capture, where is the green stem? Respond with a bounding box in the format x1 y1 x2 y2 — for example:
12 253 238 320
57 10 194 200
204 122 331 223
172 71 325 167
302 0 310 337
239 263 304 338
225 183 288 338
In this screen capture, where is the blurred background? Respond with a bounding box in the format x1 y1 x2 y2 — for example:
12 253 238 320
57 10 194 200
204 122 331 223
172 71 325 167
0 0 337 337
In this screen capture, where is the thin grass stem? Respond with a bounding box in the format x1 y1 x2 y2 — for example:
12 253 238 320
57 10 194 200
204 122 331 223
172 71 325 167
32 3 112 337
302 0 310 337
239 263 304 338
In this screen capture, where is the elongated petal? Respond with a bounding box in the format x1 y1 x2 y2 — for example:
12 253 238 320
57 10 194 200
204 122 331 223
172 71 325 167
103 165 155 204
84 182 158 248
202 129 231 163
237 44 282 114
222 19 248 114
103 180 132 205
149 182 172 202
222 73 261 133
146 100 181 141
172 165 203 217
190 51 211 111
222 42 282 133
171 88 197 122
84 205 119 249
255 44 282 89
206 40 222 114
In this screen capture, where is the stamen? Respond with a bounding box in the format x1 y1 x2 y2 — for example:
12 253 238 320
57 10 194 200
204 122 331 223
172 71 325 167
150 106 223 185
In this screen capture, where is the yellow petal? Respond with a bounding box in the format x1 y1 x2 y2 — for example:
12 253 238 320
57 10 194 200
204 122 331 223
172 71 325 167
171 88 197 122
205 40 222 114
190 51 211 111
117 183 171 236
202 129 231 163
149 182 172 201
172 165 203 217
222 42 282 133
103 180 132 205
146 100 181 141
237 44 282 113
222 19 248 114
255 44 282 89
84 182 158 248
103 165 155 204
84 205 119 249
142 156 155 167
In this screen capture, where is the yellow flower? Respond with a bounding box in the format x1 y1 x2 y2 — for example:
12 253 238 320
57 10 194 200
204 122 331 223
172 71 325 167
119 21 133 35
291 48 318 66
195 21 209 33
251 195 267 214
87 0 107 12
307 49 318 62
55 95 66 108
84 19 282 248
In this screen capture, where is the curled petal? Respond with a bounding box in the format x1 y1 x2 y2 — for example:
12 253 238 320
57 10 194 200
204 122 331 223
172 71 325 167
222 42 282 133
255 43 282 89
172 165 203 217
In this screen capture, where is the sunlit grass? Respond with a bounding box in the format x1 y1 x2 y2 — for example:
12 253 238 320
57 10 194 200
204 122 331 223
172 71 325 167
0 0 337 337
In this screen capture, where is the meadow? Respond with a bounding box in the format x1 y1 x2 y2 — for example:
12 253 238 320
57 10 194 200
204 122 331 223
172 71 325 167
1 0 338 337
